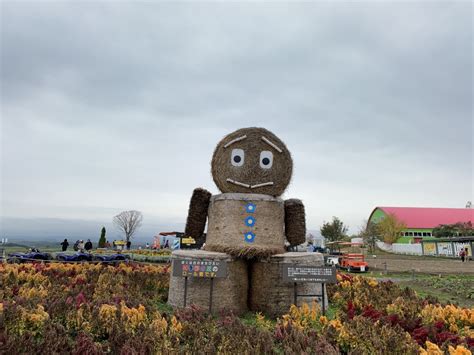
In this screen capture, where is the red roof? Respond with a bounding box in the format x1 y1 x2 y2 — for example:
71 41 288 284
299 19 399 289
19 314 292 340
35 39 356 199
374 207 473 229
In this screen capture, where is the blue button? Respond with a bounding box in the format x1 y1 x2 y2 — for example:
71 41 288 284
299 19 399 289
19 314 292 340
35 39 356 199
244 232 255 243
245 203 256 213
245 216 256 227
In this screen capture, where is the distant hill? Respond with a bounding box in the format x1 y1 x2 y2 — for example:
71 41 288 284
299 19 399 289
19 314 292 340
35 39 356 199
1 216 184 245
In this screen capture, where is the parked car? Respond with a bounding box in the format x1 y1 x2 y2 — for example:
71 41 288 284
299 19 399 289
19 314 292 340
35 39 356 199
56 252 93 262
339 253 369 273
325 241 369 273
8 249 52 263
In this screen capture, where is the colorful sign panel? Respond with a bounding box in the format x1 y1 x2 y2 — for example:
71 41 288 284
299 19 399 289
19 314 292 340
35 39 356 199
281 265 337 283
437 242 453 256
172 259 227 278
423 242 436 255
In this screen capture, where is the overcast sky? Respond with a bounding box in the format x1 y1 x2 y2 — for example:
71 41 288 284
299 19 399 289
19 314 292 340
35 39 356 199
1 1 472 240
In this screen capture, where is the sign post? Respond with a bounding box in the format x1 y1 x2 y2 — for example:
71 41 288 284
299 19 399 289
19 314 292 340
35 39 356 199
172 258 228 313
281 264 337 315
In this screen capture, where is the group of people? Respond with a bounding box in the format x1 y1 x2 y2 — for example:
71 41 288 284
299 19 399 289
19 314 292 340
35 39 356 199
60 239 93 252
60 238 132 252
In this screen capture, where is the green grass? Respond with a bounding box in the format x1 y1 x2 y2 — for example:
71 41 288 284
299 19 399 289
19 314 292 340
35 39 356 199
154 301 174 315
360 272 474 308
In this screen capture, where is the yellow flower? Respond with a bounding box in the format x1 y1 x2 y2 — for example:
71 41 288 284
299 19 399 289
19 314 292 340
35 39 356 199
120 301 147 334
99 304 118 334
329 319 342 331
424 341 443 355
255 312 273 330
448 345 472 355
367 278 378 287
151 312 168 335
170 316 182 333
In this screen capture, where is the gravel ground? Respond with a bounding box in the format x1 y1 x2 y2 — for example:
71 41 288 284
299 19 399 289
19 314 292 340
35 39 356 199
367 254 474 274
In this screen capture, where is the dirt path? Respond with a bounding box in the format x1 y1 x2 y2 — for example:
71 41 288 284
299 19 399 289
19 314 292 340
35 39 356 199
367 255 474 274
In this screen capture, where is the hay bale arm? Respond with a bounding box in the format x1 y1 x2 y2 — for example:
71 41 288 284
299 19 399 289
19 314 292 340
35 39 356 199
184 188 212 243
284 199 306 246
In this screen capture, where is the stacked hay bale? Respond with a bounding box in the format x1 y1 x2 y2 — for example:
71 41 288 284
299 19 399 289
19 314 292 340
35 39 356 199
168 250 248 315
250 252 327 318
169 127 314 317
205 193 286 259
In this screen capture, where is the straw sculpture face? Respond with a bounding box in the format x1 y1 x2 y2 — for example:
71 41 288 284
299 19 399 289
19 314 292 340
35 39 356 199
211 127 293 197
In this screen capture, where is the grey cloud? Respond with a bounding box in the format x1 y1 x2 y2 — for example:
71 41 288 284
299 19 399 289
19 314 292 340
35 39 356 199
1 1 472 236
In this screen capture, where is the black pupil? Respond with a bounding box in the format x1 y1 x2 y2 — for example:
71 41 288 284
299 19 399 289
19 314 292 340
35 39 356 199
233 155 241 163
262 157 270 165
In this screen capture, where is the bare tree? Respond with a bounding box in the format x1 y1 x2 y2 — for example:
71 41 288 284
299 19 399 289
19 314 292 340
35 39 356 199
113 210 143 243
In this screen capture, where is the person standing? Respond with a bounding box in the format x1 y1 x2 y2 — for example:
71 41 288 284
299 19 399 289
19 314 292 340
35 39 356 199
460 248 466 262
60 239 69 252
126 240 131 250
78 240 85 252
84 239 93 252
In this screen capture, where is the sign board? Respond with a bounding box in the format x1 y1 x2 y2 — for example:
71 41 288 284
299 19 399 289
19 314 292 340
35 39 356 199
282 264 337 283
181 237 196 245
172 239 181 250
172 258 228 278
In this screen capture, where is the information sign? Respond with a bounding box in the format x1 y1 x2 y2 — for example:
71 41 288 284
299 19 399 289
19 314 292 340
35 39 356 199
282 264 337 283
172 259 227 278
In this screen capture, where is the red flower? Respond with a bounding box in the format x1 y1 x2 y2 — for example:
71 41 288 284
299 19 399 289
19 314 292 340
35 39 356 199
75 292 86 308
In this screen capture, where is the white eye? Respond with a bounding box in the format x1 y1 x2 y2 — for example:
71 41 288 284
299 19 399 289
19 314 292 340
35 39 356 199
231 149 244 167
260 151 273 169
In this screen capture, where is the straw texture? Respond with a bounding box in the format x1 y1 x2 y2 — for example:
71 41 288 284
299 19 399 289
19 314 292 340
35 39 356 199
205 193 286 259
211 127 293 197
284 199 306 246
168 250 248 315
250 252 327 317
184 188 212 243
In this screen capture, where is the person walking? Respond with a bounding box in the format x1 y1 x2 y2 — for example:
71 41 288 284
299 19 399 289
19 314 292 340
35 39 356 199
60 239 69 252
84 239 93 252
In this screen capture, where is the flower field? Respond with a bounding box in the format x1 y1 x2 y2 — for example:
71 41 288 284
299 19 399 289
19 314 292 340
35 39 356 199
1 262 473 354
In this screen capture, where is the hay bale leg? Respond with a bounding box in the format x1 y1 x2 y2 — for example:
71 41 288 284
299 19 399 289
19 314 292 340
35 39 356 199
168 250 248 315
249 252 328 318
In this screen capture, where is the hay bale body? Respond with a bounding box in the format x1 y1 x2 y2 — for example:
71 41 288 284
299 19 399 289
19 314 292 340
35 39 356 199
250 252 327 317
168 250 248 315
205 193 285 258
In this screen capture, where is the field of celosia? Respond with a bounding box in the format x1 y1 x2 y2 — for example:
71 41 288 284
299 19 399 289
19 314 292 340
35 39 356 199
1 262 473 354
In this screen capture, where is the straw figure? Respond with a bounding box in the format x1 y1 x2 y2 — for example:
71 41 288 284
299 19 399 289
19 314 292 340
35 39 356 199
184 127 306 259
